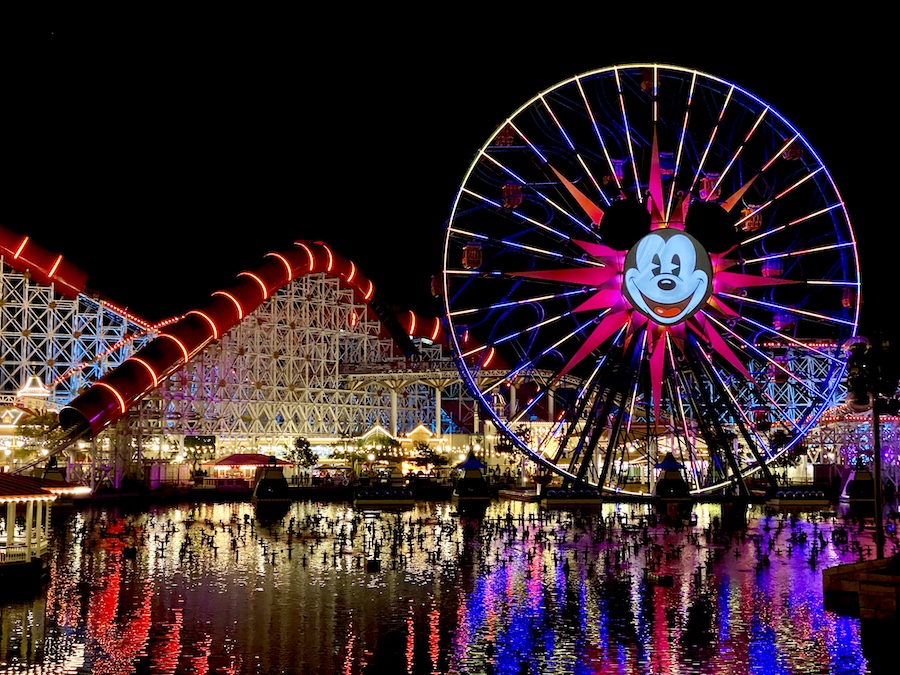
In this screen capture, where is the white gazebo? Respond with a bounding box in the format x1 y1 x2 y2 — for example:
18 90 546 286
0 473 62 584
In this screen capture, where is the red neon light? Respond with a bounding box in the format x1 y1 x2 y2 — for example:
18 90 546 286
95 382 127 414
49 255 62 277
187 310 219 340
429 319 441 342
297 242 315 270
13 237 27 258
159 333 190 363
267 252 293 281
132 357 159 387
408 311 416 335
238 271 269 300
364 279 373 301
212 291 244 320
321 244 334 271
347 261 357 283
483 347 495 368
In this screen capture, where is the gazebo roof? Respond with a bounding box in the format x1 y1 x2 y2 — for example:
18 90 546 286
17 372 51 399
405 423 433 439
358 424 399 441
0 473 58 499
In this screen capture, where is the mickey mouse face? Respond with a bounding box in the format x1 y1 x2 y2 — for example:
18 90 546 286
622 228 712 326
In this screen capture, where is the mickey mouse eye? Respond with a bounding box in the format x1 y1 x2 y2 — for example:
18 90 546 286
671 254 681 277
651 253 661 275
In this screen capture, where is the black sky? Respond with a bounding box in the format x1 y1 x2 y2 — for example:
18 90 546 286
0 15 891 343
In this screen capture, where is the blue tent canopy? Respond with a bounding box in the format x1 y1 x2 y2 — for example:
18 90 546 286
654 452 684 471
456 451 486 470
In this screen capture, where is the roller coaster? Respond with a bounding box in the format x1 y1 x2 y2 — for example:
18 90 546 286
0 226 473 491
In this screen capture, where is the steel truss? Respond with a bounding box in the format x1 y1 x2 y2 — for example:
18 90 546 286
0 256 154 409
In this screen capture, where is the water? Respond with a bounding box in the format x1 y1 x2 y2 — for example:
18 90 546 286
0 497 896 675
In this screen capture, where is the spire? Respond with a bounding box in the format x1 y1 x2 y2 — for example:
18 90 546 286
16 372 50 403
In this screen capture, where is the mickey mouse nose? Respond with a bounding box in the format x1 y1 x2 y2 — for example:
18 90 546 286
658 279 676 291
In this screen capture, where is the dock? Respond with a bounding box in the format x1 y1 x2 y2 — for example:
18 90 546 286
824 555 900 620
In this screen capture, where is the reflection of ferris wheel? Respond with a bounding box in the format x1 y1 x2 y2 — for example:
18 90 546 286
439 64 860 497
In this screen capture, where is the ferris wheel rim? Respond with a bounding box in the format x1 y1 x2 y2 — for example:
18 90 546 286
440 64 860 496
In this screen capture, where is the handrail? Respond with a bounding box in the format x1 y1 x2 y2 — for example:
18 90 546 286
0 541 48 563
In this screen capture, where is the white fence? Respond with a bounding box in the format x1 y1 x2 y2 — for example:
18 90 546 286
0 540 48 563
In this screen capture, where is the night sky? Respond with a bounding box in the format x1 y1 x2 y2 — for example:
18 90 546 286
0 16 890 345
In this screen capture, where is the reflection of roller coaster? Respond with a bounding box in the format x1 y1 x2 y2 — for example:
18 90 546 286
1 224 899 494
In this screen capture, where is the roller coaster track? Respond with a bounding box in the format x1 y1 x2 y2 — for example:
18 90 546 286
2 232 450 477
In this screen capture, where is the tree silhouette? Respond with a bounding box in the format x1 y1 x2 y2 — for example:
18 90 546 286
287 436 317 474
410 440 449 468
183 436 215 475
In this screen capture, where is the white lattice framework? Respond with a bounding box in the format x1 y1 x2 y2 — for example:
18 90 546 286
0 260 462 487
3 256 899 489
130 273 442 445
0 257 154 410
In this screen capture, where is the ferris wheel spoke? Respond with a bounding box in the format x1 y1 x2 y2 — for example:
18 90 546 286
742 210 850 258
715 108 770 200
449 221 601 263
446 286 595 321
716 292 855 330
612 66 644 200
538 97 610 211
574 76 619 205
457 183 575 240
707 316 832 402
480 313 599 383
741 239 854 267
664 71 697 221
482 128 598 238
686 84 735 198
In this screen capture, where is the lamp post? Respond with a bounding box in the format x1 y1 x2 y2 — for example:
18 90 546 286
873 399 884 559
844 334 900 560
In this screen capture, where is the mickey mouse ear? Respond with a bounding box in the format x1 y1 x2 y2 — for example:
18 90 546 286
599 197 650 251
683 201 740 253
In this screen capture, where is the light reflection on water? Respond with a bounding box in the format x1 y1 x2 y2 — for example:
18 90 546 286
0 498 897 674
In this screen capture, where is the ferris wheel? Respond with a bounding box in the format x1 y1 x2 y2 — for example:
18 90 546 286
439 64 860 497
